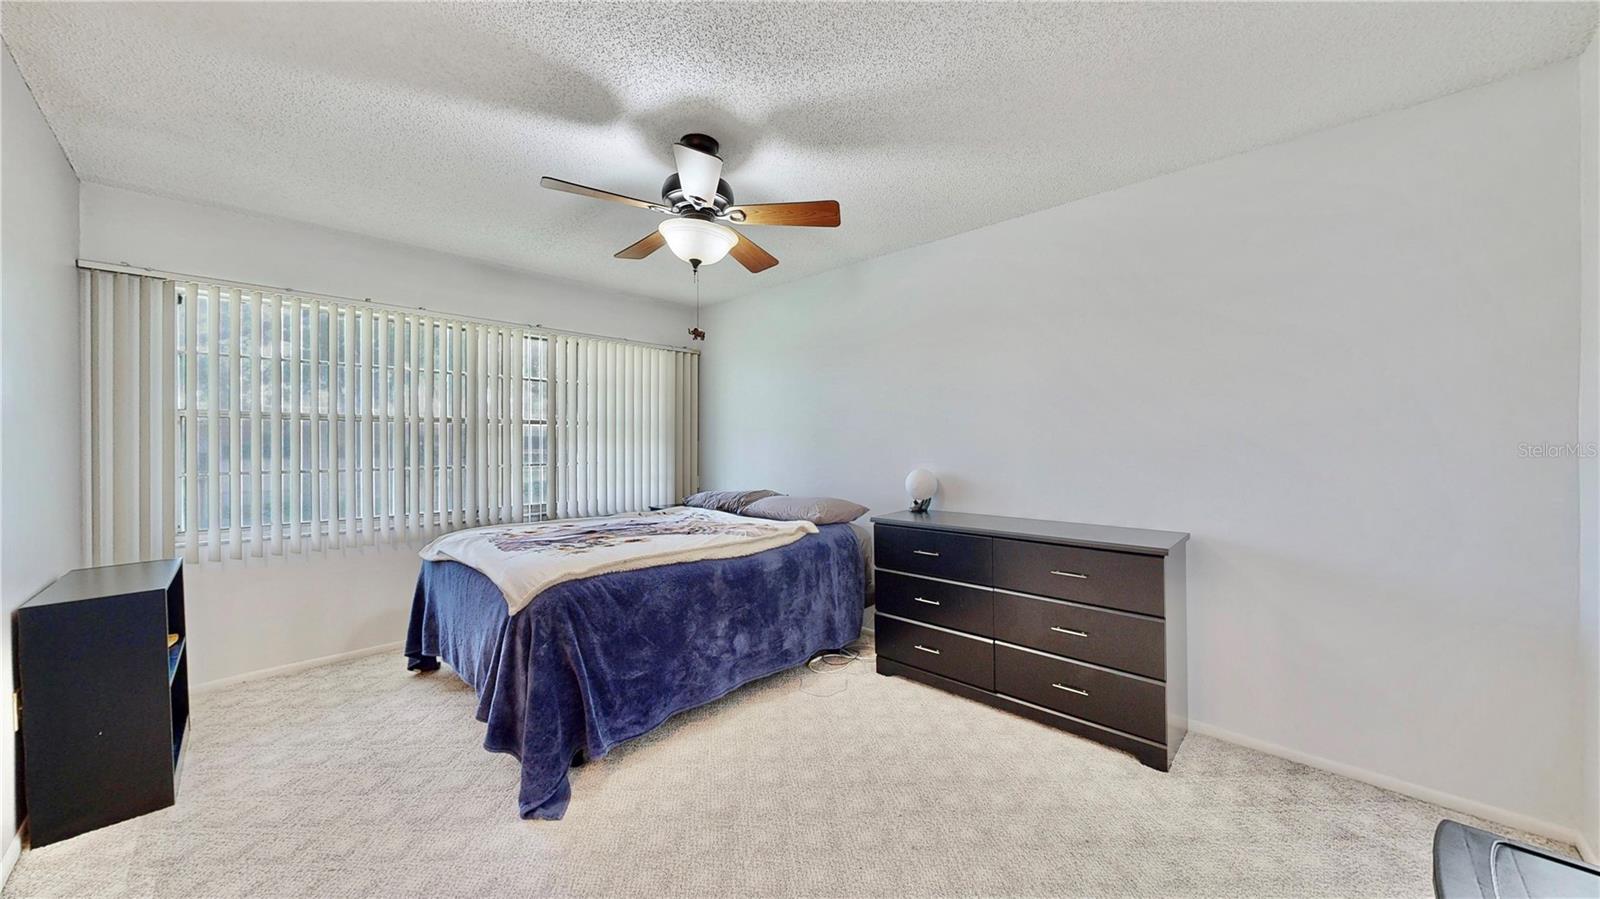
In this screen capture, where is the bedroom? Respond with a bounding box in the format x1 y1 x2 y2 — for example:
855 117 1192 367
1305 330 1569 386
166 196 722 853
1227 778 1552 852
0 2 1597 897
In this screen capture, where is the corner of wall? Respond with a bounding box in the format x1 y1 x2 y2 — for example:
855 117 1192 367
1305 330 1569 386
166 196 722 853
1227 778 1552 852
2 40 84 892
1578 32 1600 865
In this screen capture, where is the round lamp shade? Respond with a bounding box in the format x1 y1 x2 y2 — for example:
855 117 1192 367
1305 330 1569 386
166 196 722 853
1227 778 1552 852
905 469 938 508
658 218 738 266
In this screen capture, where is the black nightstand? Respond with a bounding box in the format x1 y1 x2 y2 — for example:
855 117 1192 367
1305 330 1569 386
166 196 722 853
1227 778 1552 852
16 559 188 846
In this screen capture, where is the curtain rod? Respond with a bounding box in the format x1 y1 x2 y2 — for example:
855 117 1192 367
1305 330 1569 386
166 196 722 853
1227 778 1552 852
77 258 700 355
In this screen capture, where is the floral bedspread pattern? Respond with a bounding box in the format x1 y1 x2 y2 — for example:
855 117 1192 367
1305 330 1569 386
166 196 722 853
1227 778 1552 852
419 507 817 614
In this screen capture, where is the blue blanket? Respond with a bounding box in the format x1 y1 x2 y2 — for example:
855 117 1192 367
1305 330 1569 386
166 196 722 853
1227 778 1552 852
405 523 865 819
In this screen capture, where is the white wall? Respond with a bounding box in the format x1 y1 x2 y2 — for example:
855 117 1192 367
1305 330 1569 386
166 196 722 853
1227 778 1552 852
78 184 698 687
1578 38 1599 862
80 183 695 349
703 60 1586 839
1 42 81 869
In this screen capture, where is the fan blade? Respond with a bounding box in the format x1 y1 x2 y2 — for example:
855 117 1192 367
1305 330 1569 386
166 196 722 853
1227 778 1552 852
540 177 667 213
729 229 779 273
672 142 724 209
614 230 666 260
724 200 840 227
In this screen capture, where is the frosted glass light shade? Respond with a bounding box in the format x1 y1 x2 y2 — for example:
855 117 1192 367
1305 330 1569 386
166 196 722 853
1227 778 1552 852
905 469 938 511
658 218 737 266
673 142 724 208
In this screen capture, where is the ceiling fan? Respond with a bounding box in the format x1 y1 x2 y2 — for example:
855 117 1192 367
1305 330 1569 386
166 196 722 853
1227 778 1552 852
540 133 840 275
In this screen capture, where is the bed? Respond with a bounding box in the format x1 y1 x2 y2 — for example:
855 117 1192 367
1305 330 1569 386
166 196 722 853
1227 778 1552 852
403 510 865 820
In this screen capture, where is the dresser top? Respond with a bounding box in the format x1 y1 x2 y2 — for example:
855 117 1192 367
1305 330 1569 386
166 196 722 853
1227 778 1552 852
21 559 182 609
871 510 1188 556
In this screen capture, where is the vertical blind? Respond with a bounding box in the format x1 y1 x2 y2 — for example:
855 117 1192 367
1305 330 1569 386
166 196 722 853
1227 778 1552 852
81 271 177 566
170 279 531 563
547 334 699 518
80 265 700 567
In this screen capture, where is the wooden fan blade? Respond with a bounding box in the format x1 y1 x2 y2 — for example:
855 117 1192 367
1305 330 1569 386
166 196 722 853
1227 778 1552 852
614 230 666 260
729 229 779 273
724 200 840 227
540 177 667 212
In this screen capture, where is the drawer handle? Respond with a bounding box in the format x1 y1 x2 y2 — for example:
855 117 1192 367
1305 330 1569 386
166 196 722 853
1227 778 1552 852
913 644 941 655
913 596 942 606
1051 683 1089 697
1050 626 1089 638
1050 569 1088 579
913 550 941 557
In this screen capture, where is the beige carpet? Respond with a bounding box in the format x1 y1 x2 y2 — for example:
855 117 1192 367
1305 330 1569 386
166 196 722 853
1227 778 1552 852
2 637 1572 898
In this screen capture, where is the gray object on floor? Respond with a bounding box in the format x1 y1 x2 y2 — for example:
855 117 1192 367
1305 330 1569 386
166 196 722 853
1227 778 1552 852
1434 819 1599 898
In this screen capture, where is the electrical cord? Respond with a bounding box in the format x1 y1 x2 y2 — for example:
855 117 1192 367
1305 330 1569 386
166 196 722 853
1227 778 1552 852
799 636 877 696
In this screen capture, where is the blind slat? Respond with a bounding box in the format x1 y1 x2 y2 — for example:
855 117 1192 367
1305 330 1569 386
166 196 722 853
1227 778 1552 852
94 273 115 562
203 287 222 561
228 290 243 560
360 309 375 546
422 317 435 538
416 316 428 537
377 311 392 543
289 297 304 554
264 294 280 557
442 323 454 533
249 291 265 556
310 300 324 553
343 306 357 550
464 319 480 524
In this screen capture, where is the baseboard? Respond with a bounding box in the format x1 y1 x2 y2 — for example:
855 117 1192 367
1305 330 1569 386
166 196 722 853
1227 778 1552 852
1189 720 1588 854
1 824 22 892
192 641 404 693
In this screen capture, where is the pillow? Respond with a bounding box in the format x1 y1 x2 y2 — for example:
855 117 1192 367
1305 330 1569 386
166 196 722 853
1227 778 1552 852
740 495 869 525
681 489 780 514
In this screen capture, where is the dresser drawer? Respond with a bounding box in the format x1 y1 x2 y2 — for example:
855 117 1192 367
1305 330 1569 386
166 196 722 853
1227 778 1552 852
875 571 992 637
992 591 1164 680
995 643 1166 743
993 538 1164 617
875 525 992 585
876 614 994 690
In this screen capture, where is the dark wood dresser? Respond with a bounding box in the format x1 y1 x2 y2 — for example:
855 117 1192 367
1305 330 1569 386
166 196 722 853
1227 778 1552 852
871 510 1188 770
15 559 188 846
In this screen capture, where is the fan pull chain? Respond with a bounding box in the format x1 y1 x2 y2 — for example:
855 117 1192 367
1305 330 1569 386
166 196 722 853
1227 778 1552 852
689 262 705 341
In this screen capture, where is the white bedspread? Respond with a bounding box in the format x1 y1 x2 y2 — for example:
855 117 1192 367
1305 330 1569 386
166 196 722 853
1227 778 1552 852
419 507 818 615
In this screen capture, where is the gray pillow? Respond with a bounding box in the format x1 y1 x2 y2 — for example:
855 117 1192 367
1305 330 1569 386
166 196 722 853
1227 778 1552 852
681 489 780 514
740 495 869 525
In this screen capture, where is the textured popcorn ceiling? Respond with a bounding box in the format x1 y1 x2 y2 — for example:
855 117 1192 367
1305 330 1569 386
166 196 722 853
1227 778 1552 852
3 2 1595 305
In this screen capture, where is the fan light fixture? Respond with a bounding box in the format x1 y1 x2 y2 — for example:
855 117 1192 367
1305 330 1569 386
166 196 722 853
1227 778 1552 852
541 132 840 275
657 218 738 268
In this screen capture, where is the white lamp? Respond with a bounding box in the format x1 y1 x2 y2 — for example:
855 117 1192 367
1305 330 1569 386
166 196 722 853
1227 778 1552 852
905 469 937 513
658 218 738 268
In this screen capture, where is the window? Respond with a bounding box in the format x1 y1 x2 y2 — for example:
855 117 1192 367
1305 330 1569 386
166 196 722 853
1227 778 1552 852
79 266 697 568
173 284 540 556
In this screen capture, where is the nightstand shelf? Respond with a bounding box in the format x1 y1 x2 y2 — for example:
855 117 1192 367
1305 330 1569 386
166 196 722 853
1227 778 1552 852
168 637 185 684
16 558 188 846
